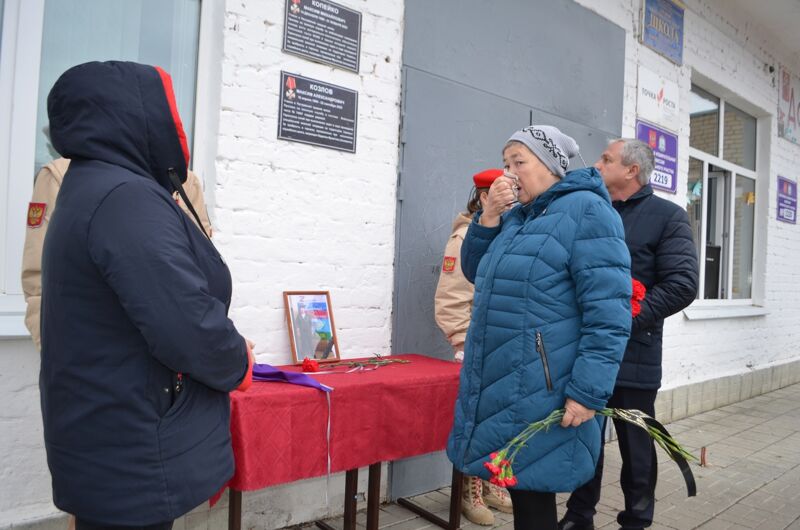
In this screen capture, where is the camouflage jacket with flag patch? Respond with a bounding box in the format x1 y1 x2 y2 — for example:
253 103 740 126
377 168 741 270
434 212 473 352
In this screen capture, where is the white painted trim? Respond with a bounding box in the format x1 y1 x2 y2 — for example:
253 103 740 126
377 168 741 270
0 0 17 292
191 0 225 217
698 157 708 298
0 0 44 334
689 141 761 302
725 169 736 298
5 0 43 296
0 293 27 338
0 315 31 341
0 315 28 338
683 303 769 320
731 172 757 300
687 147 757 179
717 98 725 161
688 297 756 308
750 116 770 306
0 0 208 338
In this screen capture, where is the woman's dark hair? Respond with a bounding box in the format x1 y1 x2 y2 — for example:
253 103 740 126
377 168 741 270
467 187 489 214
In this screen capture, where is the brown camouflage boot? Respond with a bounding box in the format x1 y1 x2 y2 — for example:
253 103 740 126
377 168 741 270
482 479 513 513
462 475 494 526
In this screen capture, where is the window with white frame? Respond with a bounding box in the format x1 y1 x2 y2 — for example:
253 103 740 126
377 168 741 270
34 0 202 175
0 0 203 335
688 85 758 301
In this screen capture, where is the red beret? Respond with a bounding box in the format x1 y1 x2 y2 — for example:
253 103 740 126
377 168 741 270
472 169 504 188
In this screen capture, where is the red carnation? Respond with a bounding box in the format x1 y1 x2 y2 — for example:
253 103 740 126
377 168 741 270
505 476 518 487
484 449 517 485
631 279 646 318
632 279 646 301
489 476 506 487
302 357 320 372
483 462 501 475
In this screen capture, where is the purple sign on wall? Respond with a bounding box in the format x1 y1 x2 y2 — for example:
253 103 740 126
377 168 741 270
636 119 678 193
777 176 797 224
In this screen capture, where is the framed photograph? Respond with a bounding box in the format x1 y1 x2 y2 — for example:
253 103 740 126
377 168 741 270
283 291 341 364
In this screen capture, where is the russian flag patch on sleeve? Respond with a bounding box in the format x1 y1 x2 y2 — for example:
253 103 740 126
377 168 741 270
27 202 46 228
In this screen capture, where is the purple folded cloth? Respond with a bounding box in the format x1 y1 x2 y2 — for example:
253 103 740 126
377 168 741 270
251 363 333 392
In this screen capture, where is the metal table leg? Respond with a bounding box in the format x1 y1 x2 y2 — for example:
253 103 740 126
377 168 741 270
366 463 381 530
316 468 359 530
228 489 242 530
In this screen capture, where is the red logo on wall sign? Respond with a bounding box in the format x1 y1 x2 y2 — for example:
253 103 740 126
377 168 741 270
285 76 297 100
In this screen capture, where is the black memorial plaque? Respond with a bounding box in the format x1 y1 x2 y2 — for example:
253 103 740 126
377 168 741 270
278 71 358 153
283 0 362 73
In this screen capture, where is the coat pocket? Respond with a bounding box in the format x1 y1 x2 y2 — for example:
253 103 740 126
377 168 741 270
535 330 554 392
161 375 191 420
157 382 226 461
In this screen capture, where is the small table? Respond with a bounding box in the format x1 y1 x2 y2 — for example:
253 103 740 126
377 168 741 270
219 354 464 530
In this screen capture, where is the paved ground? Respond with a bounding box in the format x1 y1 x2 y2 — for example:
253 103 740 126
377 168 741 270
313 382 800 530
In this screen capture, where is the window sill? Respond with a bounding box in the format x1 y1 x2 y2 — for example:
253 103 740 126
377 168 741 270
0 312 28 339
683 304 769 320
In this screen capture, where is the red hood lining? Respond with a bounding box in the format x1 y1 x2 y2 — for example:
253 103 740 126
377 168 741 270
154 66 190 166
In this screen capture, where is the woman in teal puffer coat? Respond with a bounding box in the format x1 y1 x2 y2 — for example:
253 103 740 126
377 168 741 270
447 126 632 530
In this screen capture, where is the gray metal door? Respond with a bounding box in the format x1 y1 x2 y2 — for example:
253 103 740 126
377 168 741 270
391 0 626 499
392 68 530 362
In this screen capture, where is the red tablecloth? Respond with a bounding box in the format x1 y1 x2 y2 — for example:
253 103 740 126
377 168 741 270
225 354 460 492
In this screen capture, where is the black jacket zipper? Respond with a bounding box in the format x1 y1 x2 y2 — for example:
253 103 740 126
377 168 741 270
535 331 554 392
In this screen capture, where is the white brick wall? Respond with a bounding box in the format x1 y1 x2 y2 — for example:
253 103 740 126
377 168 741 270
576 0 800 390
664 0 800 388
214 0 403 366
0 341 57 526
174 2 405 525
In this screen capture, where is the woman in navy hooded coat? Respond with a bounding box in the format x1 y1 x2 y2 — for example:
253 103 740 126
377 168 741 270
447 126 632 530
40 61 252 528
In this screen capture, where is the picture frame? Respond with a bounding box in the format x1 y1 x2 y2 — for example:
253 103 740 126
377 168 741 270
283 291 341 364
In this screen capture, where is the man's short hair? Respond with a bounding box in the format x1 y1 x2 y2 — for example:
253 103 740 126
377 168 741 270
614 139 655 186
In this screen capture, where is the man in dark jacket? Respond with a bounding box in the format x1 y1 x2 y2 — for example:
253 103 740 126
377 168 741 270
560 139 698 530
40 61 252 528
